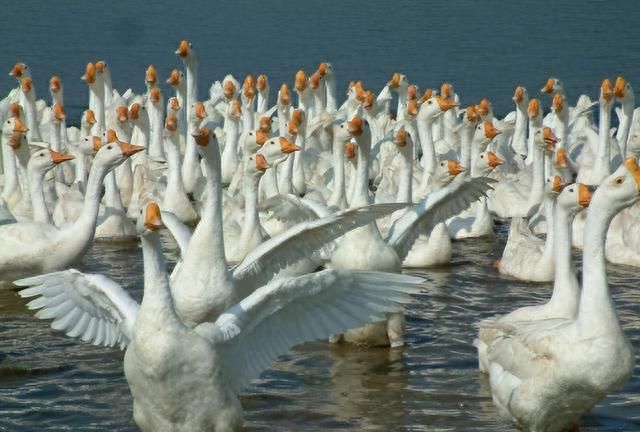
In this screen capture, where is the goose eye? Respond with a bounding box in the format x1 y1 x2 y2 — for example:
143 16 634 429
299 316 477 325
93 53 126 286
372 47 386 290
480 155 484 159
6 121 9 124
249 132 253 136
107 145 113 150
340 124 344 128
615 177 624 184
569 188 574 192
428 100 433 105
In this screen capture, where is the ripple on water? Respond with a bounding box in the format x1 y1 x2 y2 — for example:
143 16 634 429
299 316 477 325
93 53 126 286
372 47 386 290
1 226 640 431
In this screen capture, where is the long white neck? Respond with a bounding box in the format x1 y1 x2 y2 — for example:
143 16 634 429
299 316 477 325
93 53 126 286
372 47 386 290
221 117 241 185
257 87 269 114
239 172 263 251
164 132 187 198
184 56 198 122
103 171 124 211
460 123 475 174
278 152 294 195
539 193 556 263
259 166 279 199
351 130 372 207
526 118 542 163
2 138 20 202
102 72 113 108
74 154 89 193
395 87 408 123
149 102 165 160
327 135 347 209
513 102 528 155
174 84 187 137
592 101 613 184
241 96 255 135
577 194 625 336
547 202 579 313
20 91 42 142
182 116 201 193
324 75 337 113
28 166 52 224
617 98 635 157
90 84 106 136
526 145 545 209
292 126 306 195
396 144 413 202
416 118 436 177
555 110 569 150
139 231 179 323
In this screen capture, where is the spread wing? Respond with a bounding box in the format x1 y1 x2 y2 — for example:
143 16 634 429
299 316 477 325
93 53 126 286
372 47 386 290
16 270 139 349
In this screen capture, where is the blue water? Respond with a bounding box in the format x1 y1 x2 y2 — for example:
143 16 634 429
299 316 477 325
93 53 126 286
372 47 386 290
1 1 640 430
1 0 639 123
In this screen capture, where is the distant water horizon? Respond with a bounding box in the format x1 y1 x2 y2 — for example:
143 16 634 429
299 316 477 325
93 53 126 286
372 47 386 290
1 0 638 124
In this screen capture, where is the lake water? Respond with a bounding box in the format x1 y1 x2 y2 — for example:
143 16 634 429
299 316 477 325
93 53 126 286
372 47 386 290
1 1 640 430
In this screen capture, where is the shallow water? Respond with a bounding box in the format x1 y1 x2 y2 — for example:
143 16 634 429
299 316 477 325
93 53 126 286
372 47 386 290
1 222 639 431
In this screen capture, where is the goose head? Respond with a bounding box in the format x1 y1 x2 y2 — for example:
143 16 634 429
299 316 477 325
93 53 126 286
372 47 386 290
513 86 529 107
334 120 354 142
95 61 111 80
167 97 181 115
115 105 128 125
149 88 162 106
473 121 501 145
20 78 34 98
9 103 23 120
317 62 334 79
540 77 564 95
81 62 97 85
556 182 592 214
614 76 634 104
245 153 271 179
137 202 164 235
406 99 419 119
175 40 195 60
278 83 291 107
242 75 256 100
555 148 569 168
394 128 412 150
528 98 542 125
49 76 62 96
363 90 376 111
165 113 178 134
80 136 102 154
476 150 503 176
2 117 28 142
533 127 558 151
145 65 158 89
418 96 458 122
309 72 322 93
28 148 74 176
599 78 614 106
440 83 454 101
128 103 149 127
51 103 65 124
419 89 435 105
256 74 269 95
294 70 307 94
227 99 241 121
463 106 481 126
223 75 240 100
94 130 144 169
192 128 219 159
190 101 206 123
387 72 409 92
475 98 492 120
9 62 30 80
545 175 565 195
288 109 305 135
166 68 184 89
593 157 640 211
257 136 300 163
433 159 464 186
243 128 268 153
82 109 97 128
551 93 566 114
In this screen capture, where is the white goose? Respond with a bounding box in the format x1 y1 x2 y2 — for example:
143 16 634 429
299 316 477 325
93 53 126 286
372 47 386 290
0 141 143 283
484 158 638 432
476 180 592 372
17 202 422 432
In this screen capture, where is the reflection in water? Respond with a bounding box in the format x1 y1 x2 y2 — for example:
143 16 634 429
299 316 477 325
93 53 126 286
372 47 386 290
1 223 640 431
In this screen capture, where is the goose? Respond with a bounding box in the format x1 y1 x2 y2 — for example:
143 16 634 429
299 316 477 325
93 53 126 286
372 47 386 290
2 116 28 210
0 141 143 283
17 201 422 432
220 99 242 185
48 75 68 147
161 113 198 225
476 180 591 372
256 74 270 115
176 39 202 194
169 126 415 329
483 158 638 432
446 150 503 239
614 76 635 157
511 86 529 158
147 88 165 160
19 78 42 142
167 69 187 137
82 62 106 135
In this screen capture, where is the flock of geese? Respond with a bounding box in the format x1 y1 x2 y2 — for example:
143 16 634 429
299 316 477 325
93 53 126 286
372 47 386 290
0 39 638 431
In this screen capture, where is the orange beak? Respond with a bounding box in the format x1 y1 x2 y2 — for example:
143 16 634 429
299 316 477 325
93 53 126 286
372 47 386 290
50 76 61 93
195 102 206 119
388 72 401 89
543 127 558 149
614 76 626 99
476 99 490 117
513 86 524 103
95 61 106 73
50 150 74 164
144 203 163 231
53 103 65 121
624 156 640 191
21 78 32 93
578 183 592 207
483 122 501 139
81 63 96 84
118 142 145 157
556 148 568 167
116 106 128 123
127 104 139 121
92 136 102 151
295 70 307 92
223 80 236 100
256 130 268 145
259 116 272 133
175 40 190 58
419 89 434 104
9 103 20 119
541 78 555 94
466 106 480 123
601 78 614 102
84 109 96 125
447 160 465 176
551 175 564 193
257 74 268 91
310 72 321 90
347 117 364 136
167 69 181 86
406 99 419 117
243 74 256 98
150 88 161 104
169 97 180 112
106 129 118 143
165 114 178 132
230 100 241 118
279 136 301 154
395 128 407 147
487 151 503 168
317 62 328 76
528 98 541 118
552 94 564 112
279 84 291 105
345 142 357 159
436 95 459 112
9 63 23 78
13 118 28 134
255 153 271 172
441 83 453 99
192 128 211 146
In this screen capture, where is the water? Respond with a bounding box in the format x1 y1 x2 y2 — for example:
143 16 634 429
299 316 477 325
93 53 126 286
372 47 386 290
1 1 639 123
1 1 640 430
1 222 640 431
